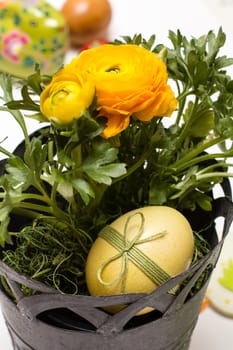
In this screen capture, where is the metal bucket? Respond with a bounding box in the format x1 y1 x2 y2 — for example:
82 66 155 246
0 195 232 350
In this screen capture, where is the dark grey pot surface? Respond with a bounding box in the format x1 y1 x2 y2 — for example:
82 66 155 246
0 195 232 350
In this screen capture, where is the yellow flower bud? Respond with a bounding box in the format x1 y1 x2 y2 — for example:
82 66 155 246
40 69 95 124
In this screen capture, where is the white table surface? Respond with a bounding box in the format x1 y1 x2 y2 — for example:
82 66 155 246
1 0 233 349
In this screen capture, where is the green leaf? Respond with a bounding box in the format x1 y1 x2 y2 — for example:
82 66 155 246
216 117 233 139
226 80 233 92
24 112 48 122
168 30 182 49
6 95 40 111
0 73 14 101
71 178 95 205
5 66 47 112
5 157 31 188
215 56 233 69
193 61 209 86
26 64 45 95
169 166 199 200
191 110 214 137
3 137 48 194
77 112 104 140
84 163 126 185
0 174 26 246
134 34 142 46
0 216 11 247
149 177 168 205
206 28 226 63
57 149 76 168
187 50 199 74
98 163 127 178
82 141 126 185
195 192 212 211
24 137 48 176
142 34 156 50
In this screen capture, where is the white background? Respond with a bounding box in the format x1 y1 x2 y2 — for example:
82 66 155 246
1 0 233 349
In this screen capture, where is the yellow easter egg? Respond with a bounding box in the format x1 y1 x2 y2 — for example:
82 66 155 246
85 206 194 314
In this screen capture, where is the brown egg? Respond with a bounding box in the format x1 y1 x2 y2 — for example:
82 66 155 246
85 206 194 315
61 0 112 47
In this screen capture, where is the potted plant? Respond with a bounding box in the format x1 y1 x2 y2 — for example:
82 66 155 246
0 28 233 350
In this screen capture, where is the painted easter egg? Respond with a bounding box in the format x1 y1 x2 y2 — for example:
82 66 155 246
0 0 69 78
61 0 112 47
86 206 194 314
206 231 233 318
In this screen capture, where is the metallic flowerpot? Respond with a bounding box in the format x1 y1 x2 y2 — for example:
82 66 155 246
0 196 232 349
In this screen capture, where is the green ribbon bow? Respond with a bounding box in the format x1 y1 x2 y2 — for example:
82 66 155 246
97 212 171 293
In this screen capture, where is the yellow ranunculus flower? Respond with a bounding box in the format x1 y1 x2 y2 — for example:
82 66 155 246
40 69 95 124
69 44 178 138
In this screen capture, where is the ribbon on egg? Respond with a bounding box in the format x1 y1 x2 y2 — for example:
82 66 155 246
97 212 172 293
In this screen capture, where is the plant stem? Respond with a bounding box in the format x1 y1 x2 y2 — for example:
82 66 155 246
175 95 199 149
170 135 225 171
173 150 233 173
16 200 69 222
11 207 42 219
114 132 157 183
18 202 54 215
196 171 233 182
197 162 229 175
175 85 193 125
0 145 14 158
20 193 51 203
